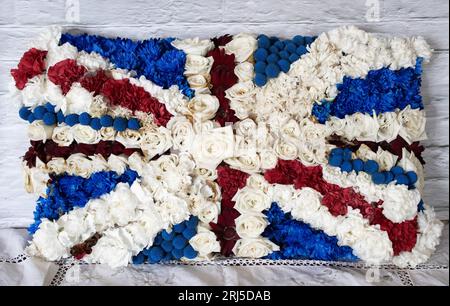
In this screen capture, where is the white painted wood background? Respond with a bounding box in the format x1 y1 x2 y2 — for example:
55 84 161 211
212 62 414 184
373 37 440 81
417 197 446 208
0 0 448 224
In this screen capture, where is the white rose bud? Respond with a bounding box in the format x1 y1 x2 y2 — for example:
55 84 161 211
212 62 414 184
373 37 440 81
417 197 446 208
66 153 93 178
52 125 74 146
224 33 257 63
232 238 279 258
235 213 268 239
28 120 54 141
72 124 101 144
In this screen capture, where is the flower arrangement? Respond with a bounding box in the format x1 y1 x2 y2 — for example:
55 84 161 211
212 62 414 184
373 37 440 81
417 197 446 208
9 26 443 268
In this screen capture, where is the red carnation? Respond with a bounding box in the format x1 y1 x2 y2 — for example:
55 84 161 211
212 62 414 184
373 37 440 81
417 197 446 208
11 48 47 89
48 59 87 94
216 165 249 206
80 70 110 95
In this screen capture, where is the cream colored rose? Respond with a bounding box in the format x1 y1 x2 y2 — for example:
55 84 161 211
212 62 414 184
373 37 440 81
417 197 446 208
233 186 271 214
22 161 50 196
28 120 54 141
46 158 66 175
190 125 235 170
375 147 398 171
187 75 210 94
232 238 279 258
184 54 213 76
116 129 142 148
90 154 109 172
377 112 401 142
246 174 271 194
193 167 218 181
52 125 73 146
234 62 254 82
229 99 252 120
281 119 301 139
171 38 214 56
274 139 298 160
72 124 101 144
225 154 261 174
107 154 129 175
140 126 172 159
356 144 377 161
326 117 347 137
297 143 319 166
225 81 256 104
259 149 278 170
66 153 93 178
198 201 220 224
89 95 109 117
224 33 257 63
187 94 219 122
398 107 427 144
65 83 93 114
351 113 379 142
235 213 268 239
99 127 117 141
234 118 257 137
190 227 221 257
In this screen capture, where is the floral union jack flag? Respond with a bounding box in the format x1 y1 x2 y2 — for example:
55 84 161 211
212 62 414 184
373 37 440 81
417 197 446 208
10 26 443 268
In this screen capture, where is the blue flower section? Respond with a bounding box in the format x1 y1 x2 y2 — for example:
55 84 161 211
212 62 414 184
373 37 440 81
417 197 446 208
254 34 317 86
59 33 194 98
28 169 139 234
262 203 358 261
328 148 418 188
313 58 424 123
132 216 199 264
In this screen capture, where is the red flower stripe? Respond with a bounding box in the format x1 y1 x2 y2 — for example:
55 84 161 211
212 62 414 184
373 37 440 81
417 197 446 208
207 45 240 126
11 48 48 90
23 140 142 168
210 165 249 256
264 159 418 255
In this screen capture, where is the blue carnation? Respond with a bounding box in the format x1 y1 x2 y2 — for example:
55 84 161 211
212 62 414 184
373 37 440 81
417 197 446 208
262 203 358 261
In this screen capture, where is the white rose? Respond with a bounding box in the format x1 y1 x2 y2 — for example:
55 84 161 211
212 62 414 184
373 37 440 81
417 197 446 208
234 62 254 82
398 107 427 144
225 154 261 174
171 38 214 56
190 227 221 258
224 33 257 63
187 75 210 94
297 143 321 166
225 81 256 104
72 124 101 144
356 144 377 161
107 154 129 175
191 125 235 170
234 119 257 137
52 125 74 146
90 154 109 173
375 147 398 171
116 129 142 148
259 149 278 170
271 185 296 213
232 238 279 258
65 83 93 114
281 119 301 139
66 153 93 178
233 186 271 214
235 213 268 239
377 112 401 142
198 201 220 224
99 127 117 141
140 126 172 159
246 174 271 195
342 113 378 142
291 188 323 221
326 117 347 137
229 99 252 120
193 167 218 181
88 231 132 268
188 94 219 122
28 120 54 141
274 139 298 160
184 54 213 76
46 158 66 175
22 162 50 196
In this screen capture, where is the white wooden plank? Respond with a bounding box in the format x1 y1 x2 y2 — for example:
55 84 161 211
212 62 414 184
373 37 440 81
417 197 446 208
423 178 449 212
1 0 448 25
0 19 448 61
424 146 449 179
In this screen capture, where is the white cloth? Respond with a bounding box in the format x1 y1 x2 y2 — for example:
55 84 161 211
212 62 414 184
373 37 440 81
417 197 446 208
0 226 448 286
